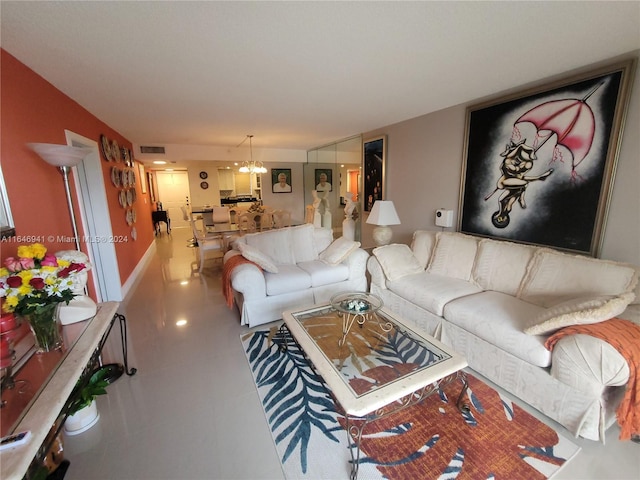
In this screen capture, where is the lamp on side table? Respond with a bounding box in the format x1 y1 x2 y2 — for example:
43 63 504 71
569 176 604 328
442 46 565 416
366 200 401 246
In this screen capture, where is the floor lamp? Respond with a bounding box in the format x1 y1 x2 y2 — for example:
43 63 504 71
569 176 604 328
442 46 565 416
27 143 91 251
28 143 125 383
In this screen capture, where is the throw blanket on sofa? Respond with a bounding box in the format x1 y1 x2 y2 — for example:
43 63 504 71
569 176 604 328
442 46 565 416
545 318 640 440
222 255 262 309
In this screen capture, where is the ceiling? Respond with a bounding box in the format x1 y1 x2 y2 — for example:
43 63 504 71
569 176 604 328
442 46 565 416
2 1 639 152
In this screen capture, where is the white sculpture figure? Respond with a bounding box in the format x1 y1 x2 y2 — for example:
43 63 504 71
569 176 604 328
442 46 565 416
342 192 357 240
55 250 97 325
311 190 322 228
320 192 332 230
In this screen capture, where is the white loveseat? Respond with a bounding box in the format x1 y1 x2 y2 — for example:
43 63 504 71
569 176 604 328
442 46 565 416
224 224 369 327
367 230 639 441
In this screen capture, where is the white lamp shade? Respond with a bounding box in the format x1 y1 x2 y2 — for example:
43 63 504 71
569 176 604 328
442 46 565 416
366 200 401 226
28 143 92 167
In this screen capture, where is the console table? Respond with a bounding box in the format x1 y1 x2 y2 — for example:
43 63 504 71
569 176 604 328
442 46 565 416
0 302 135 480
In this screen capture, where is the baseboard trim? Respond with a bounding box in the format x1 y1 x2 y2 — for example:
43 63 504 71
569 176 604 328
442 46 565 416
121 241 157 300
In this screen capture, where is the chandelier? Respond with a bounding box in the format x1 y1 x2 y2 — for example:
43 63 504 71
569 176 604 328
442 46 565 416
239 135 267 174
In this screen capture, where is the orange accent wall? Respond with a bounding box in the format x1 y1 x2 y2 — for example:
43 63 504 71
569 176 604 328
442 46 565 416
1 49 155 295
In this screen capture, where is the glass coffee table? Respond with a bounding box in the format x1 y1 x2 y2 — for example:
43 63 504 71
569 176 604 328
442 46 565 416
281 296 468 480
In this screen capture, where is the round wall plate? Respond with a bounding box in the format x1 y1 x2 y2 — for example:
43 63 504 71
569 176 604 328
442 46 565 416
200 181 209 189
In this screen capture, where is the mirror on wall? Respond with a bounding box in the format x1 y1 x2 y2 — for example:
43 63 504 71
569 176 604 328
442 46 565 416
306 135 362 241
0 163 16 239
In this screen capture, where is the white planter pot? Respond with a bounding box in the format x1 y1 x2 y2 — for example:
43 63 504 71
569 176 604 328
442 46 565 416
64 400 100 436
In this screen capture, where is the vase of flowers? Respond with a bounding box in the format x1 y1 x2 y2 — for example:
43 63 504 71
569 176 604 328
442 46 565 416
0 243 88 353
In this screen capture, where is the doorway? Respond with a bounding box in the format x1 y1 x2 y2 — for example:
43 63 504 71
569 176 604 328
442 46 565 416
154 171 192 228
64 130 122 302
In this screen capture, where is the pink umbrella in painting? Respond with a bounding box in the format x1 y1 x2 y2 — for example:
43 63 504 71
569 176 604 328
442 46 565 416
514 82 602 174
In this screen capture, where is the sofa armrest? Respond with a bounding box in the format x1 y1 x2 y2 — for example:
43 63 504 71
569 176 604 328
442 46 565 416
345 248 369 281
224 249 267 300
550 334 629 396
367 255 387 290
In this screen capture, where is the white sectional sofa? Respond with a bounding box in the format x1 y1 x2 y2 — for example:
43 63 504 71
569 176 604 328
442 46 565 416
224 223 369 327
367 230 639 441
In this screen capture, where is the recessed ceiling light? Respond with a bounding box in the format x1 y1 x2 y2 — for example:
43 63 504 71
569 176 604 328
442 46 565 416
180 280 189 286
176 319 188 327
153 160 167 165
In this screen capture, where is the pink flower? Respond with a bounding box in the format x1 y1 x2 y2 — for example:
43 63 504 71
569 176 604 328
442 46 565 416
4 257 22 273
19 257 35 270
40 254 58 267
29 277 45 290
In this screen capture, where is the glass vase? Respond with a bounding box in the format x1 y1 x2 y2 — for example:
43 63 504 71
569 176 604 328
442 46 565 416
23 303 63 353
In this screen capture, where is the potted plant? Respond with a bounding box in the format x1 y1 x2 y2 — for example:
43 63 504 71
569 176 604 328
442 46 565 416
63 366 109 435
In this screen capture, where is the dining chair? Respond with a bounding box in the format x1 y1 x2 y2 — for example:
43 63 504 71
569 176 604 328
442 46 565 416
258 211 274 231
201 211 215 227
212 206 231 224
272 210 292 229
236 213 256 235
190 219 224 272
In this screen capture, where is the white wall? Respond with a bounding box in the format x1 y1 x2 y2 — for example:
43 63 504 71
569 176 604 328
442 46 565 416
363 52 640 266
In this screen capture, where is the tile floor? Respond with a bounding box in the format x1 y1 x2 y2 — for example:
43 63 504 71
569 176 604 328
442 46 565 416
64 227 639 479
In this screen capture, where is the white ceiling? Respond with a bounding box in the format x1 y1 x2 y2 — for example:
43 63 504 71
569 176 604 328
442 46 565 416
2 1 639 151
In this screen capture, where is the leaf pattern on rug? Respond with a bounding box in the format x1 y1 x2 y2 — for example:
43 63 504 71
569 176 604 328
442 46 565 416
243 328 579 479
243 327 341 474
344 372 569 480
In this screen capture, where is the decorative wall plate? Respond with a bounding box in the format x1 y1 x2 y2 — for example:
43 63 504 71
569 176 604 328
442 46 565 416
111 167 121 187
121 169 129 188
100 134 113 161
126 189 133 206
200 181 209 189
126 209 134 226
131 227 137 241
112 140 121 162
118 190 127 208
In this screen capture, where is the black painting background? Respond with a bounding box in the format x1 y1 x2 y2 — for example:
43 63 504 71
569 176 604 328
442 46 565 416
461 71 623 253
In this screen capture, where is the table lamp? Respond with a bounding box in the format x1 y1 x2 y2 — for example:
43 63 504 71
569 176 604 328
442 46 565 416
366 200 401 246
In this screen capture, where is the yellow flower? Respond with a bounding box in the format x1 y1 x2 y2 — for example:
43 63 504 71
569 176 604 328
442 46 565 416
57 259 70 267
3 296 18 312
17 285 32 296
17 270 33 285
0 267 8 277
16 243 47 260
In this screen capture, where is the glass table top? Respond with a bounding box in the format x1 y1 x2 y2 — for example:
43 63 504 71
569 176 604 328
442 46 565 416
286 303 459 401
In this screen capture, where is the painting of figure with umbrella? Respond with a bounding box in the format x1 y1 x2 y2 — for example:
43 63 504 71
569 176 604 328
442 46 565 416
459 59 635 256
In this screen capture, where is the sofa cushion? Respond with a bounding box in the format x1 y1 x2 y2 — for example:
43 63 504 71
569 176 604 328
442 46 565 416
472 238 536 296
245 228 295 265
236 243 279 273
443 291 552 367
410 230 437 269
373 244 424 281
519 250 638 307
386 271 482 317
289 224 318 263
427 232 479 281
524 292 635 335
319 237 361 265
313 228 334 256
264 265 312 296
297 260 350 287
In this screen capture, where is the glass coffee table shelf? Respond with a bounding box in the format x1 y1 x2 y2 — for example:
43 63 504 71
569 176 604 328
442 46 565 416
330 292 390 346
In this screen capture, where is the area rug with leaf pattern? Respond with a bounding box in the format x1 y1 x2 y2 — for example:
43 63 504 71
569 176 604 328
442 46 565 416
242 326 580 480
